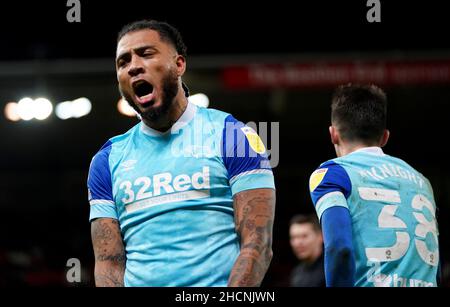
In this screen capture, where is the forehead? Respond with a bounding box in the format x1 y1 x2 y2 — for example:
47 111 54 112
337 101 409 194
290 223 315 235
116 29 172 55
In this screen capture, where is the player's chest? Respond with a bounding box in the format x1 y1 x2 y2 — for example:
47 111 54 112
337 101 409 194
110 149 227 204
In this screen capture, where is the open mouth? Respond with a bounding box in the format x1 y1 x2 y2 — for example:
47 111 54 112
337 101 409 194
132 80 154 107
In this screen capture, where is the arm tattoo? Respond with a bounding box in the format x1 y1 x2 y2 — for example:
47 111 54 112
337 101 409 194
91 218 126 287
228 189 276 287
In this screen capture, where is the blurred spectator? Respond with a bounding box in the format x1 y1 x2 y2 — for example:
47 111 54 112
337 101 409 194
289 214 325 287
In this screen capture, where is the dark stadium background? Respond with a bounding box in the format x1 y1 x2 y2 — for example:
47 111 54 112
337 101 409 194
0 1 449 286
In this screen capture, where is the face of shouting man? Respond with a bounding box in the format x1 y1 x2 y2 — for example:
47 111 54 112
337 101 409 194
116 29 187 130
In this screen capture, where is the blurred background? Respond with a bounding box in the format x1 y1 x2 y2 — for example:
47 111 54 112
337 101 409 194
0 1 449 286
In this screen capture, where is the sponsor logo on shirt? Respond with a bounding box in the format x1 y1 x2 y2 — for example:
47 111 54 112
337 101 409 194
118 167 211 213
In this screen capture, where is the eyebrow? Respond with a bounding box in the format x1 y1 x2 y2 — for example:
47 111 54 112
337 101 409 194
116 45 158 64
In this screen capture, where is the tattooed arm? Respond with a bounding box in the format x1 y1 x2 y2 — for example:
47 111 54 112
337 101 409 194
228 188 276 287
91 218 126 287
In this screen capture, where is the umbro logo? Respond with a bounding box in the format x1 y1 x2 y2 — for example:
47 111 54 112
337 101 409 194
120 159 137 171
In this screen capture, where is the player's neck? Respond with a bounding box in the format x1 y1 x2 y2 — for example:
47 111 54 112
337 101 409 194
142 93 188 132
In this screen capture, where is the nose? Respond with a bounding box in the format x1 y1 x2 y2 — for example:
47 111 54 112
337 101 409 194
128 55 145 77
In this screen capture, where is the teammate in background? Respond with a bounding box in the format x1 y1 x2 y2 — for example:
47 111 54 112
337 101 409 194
309 84 440 287
87 20 275 286
289 214 325 287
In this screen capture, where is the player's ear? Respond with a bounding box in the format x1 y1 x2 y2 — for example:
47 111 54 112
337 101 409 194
380 129 390 147
329 125 340 145
175 54 186 77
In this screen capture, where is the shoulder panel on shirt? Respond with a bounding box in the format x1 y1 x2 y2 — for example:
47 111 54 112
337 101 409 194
199 106 231 122
221 114 274 195
309 160 352 206
109 123 140 146
87 140 113 203
221 115 271 177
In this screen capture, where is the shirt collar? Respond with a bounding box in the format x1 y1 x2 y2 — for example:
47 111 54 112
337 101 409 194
140 102 197 137
352 146 385 156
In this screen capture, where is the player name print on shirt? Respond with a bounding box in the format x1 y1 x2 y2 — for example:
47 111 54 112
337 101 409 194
359 163 425 187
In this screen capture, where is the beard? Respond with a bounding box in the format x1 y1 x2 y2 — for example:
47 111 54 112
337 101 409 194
119 69 179 123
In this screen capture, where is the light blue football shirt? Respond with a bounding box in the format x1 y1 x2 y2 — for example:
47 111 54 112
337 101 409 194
310 147 439 287
87 102 275 286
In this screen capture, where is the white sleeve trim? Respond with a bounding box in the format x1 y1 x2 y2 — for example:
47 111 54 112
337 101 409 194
315 191 348 220
90 199 115 206
230 169 273 185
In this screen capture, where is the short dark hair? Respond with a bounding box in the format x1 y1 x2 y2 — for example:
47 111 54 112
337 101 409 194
289 214 321 232
117 19 187 58
331 83 387 144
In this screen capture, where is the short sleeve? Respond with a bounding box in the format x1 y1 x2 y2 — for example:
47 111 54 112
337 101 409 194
309 160 352 221
221 115 275 195
87 141 118 221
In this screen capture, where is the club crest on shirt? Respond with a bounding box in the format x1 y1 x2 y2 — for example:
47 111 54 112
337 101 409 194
240 127 266 154
309 168 328 192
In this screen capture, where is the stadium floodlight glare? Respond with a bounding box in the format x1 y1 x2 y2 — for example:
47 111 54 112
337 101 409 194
117 98 138 117
55 101 72 120
188 93 209 108
12 97 54 121
55 97 92 120
72 97 92 118
34 98 53 120
4 102 20 122
17 97 35 121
